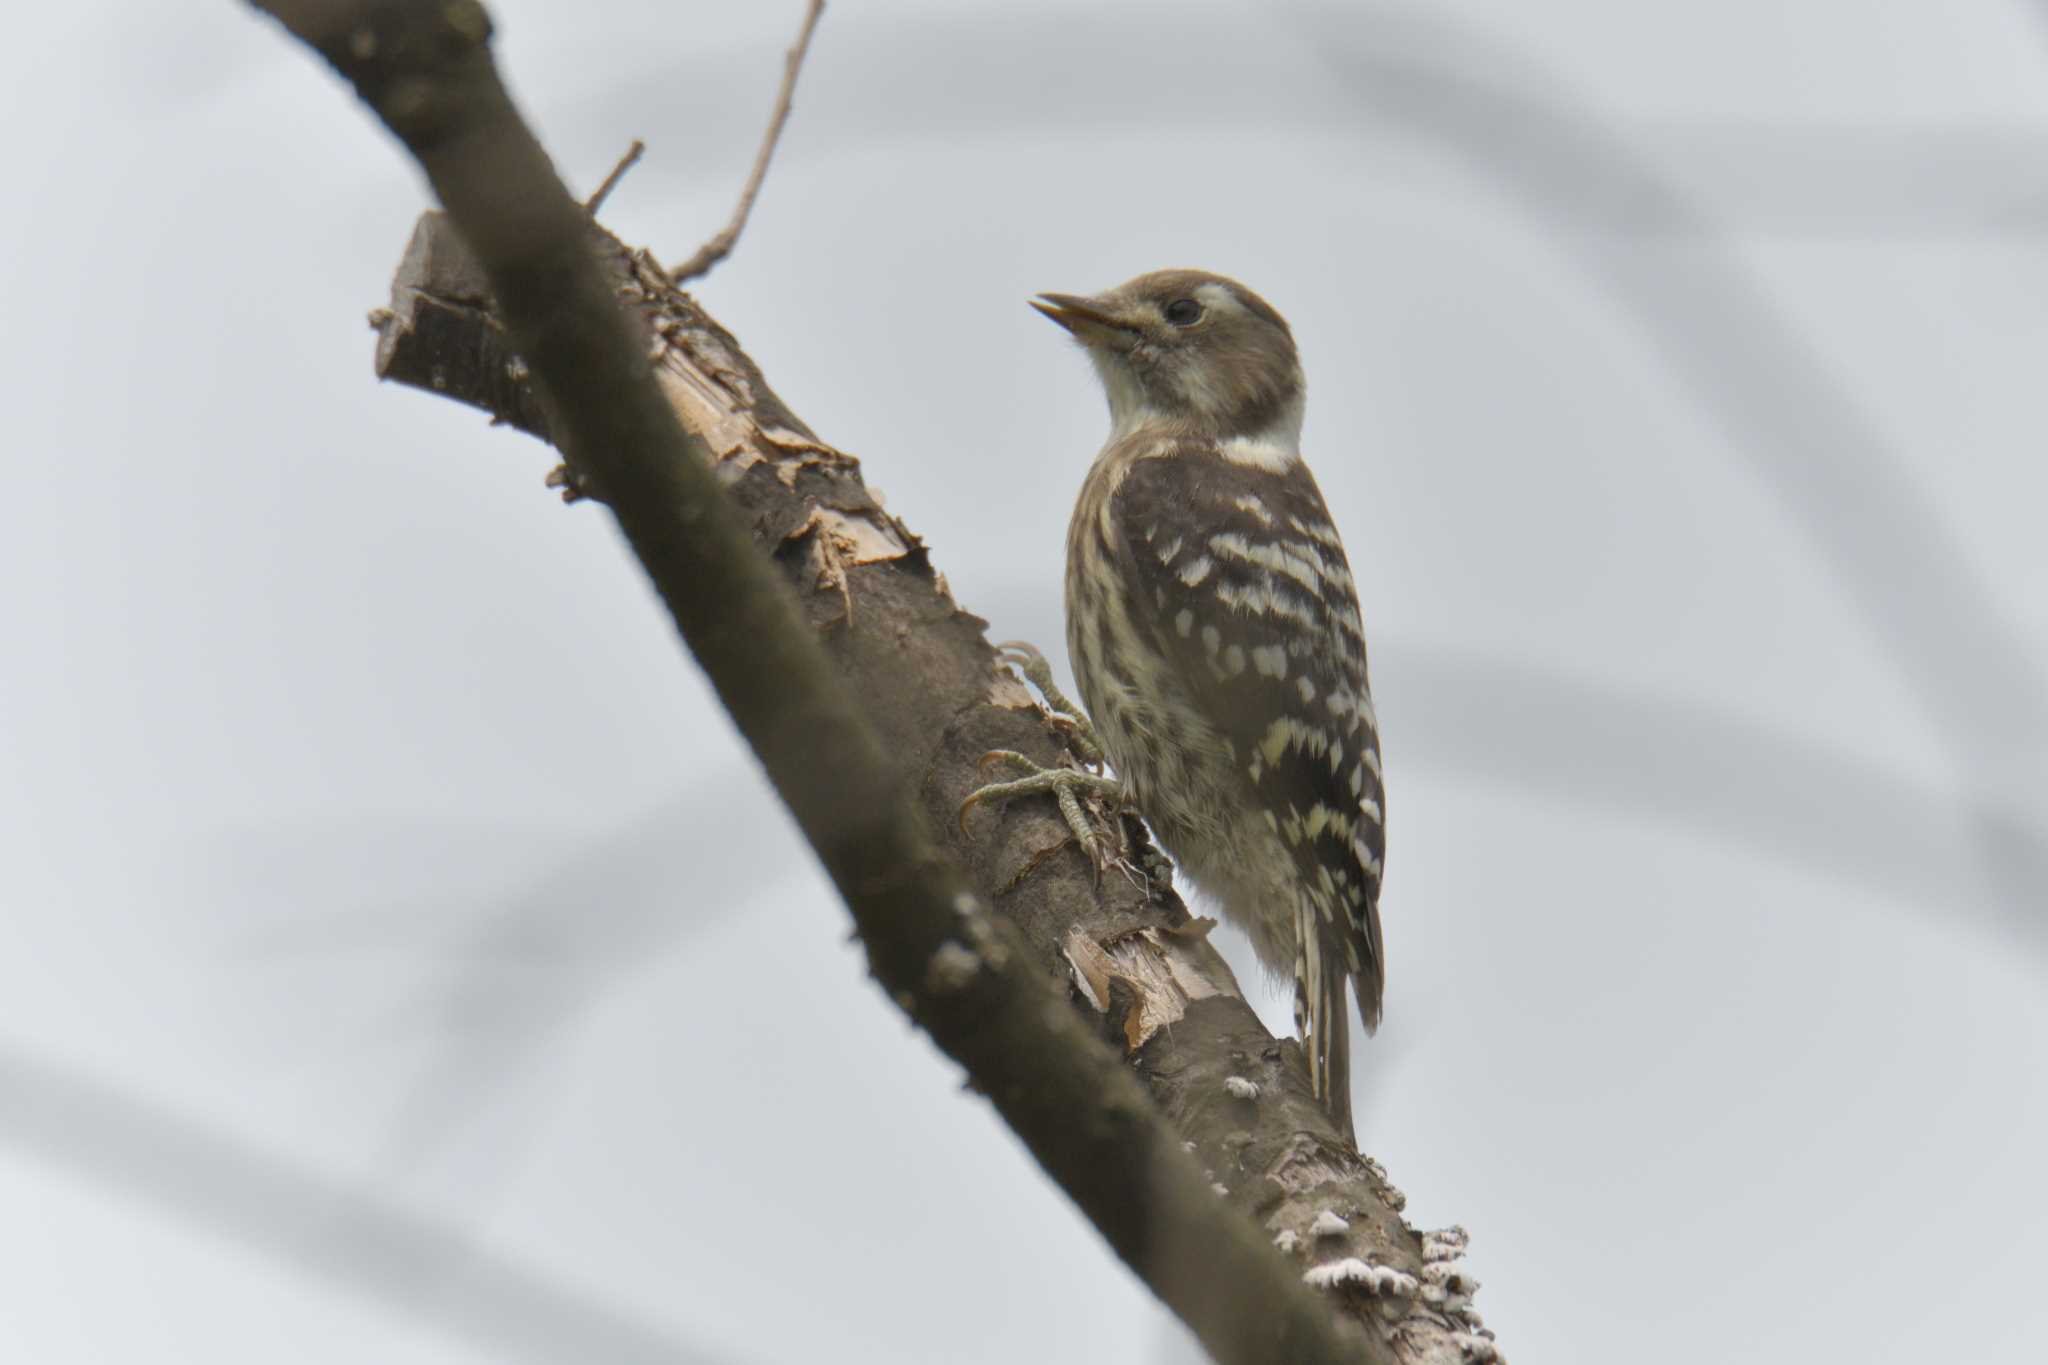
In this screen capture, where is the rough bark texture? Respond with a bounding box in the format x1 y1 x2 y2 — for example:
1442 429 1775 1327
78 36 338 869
374 211 1496 1363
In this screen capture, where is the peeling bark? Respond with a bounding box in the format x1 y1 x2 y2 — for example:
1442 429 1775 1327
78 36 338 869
371 209 1497 1362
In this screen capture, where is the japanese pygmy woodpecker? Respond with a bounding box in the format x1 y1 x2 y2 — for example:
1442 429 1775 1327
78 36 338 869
1032 270 1385 1135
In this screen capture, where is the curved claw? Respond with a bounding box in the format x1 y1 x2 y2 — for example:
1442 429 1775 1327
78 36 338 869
956 788 989 834
990 644 1103 765
960 752 1048 830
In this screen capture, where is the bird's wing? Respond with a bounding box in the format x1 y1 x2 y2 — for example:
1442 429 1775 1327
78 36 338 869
1107 444 1386 1027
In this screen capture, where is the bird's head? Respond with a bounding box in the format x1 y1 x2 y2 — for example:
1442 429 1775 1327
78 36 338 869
1032 269 1303 451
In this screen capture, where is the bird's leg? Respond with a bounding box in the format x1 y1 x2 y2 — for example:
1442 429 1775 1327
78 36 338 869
960 642 1128 872
996 641 1104 766
958 751 1127 867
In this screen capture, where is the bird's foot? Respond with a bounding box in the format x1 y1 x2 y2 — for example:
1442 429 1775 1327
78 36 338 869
996 641 1104 766
959 749 1130 877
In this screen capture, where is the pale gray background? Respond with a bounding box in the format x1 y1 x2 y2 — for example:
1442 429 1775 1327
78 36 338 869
3 1 2045 1361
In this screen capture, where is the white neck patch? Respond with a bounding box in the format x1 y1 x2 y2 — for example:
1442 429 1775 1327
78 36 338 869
1216 433 1301 471
1217 390 1304 470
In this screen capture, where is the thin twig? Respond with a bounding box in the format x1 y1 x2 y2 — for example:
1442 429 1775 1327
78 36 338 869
584 138 645 215
669 0 826 283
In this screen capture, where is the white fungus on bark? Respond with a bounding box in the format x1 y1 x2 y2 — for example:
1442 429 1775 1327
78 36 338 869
1421 1226 1470 1262
1308 1209 1350 1239
1301 1257 1420 1298
1223 1075 1261 1100
1423 1262 1481 1295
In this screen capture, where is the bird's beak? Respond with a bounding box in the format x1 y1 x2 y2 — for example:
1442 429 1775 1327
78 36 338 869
1031 292 1130 339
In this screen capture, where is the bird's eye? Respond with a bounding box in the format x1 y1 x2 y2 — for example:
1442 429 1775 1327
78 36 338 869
1163 298 1204 326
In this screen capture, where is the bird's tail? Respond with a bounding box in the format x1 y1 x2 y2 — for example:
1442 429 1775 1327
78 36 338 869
1294 905 1355 1140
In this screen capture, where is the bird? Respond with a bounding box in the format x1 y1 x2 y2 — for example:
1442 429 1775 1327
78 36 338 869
965 268 1385 1137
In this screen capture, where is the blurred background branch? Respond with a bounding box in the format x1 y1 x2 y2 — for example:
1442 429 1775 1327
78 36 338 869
0 1043 754 1365
1286 2 2048 909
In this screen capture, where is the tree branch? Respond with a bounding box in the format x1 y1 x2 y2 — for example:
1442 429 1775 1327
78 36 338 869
669 0 825 283
583 137 643 214
248 2 1494 1360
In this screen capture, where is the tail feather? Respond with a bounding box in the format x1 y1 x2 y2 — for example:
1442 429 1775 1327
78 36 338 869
1294 902 1356 1140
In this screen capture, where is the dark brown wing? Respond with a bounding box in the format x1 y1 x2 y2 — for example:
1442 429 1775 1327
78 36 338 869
1108 445 1385 1028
